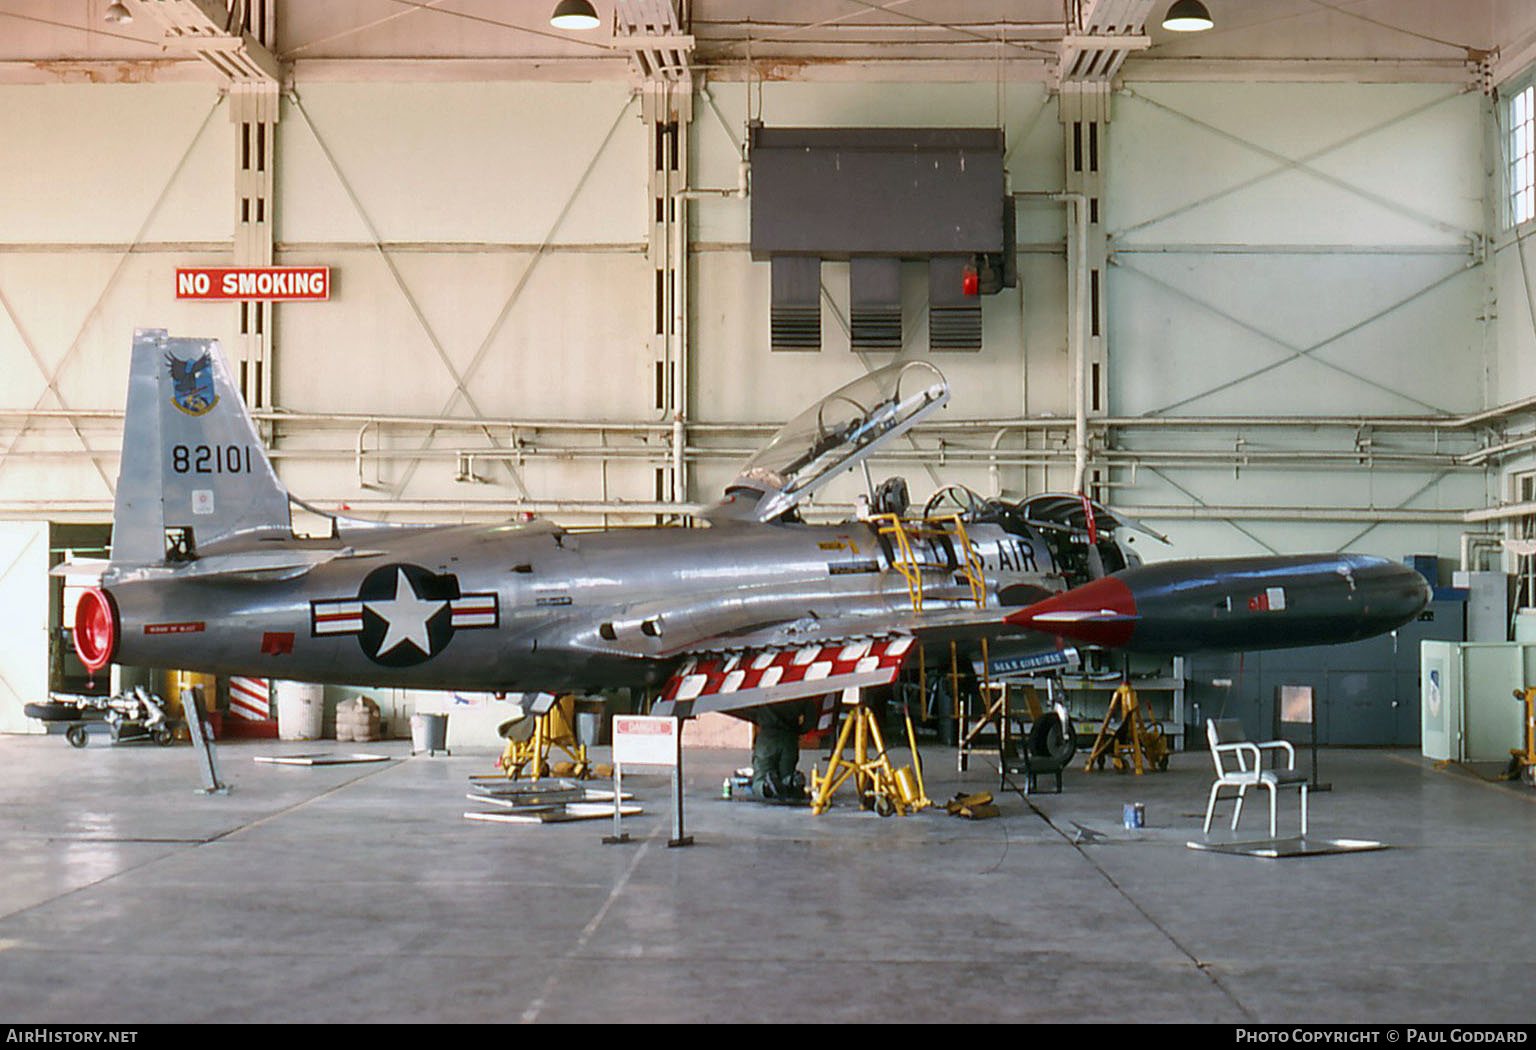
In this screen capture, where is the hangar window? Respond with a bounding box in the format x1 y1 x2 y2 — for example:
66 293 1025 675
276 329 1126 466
1511 84 1536 227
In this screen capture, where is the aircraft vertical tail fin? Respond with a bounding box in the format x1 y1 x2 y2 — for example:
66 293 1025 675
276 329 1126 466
110 329 292 566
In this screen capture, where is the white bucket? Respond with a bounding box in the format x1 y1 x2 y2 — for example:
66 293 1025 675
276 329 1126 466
275 681 325 741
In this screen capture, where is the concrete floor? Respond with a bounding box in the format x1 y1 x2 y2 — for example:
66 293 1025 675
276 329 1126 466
1 731 1533 1025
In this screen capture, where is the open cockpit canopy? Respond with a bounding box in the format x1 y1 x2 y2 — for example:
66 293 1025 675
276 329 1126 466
708 361 949 523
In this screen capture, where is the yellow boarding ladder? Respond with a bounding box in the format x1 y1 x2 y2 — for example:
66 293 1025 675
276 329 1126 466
869 512 986 613
868 513 1001 773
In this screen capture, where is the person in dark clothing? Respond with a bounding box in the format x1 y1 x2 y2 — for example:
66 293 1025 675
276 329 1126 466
750 702 810 800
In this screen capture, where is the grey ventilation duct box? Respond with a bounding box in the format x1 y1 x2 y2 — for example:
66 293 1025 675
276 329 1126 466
770 257 821 351
849 257 901 350
749 124 1012 353
928 256 982 351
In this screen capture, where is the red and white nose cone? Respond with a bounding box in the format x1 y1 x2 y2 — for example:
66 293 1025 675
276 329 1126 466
73 587 117 673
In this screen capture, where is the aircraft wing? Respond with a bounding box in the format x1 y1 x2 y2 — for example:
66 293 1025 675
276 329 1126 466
650 636 916 718
647 602 1075 717
644 600 1064 717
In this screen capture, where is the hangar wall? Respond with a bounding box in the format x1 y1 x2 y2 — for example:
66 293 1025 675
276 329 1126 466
689 81 1067 511
0 85 231 512
1108 81 1490 559
272 82 656 514
0 74 1504 563
1492 43 1536 514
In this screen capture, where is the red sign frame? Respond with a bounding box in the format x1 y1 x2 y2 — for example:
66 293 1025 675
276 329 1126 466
175 267 330 302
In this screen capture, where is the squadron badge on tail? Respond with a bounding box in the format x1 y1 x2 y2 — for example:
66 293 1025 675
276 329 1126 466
165 352 218 416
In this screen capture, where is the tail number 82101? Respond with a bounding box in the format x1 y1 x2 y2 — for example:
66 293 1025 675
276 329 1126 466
171 444 253 475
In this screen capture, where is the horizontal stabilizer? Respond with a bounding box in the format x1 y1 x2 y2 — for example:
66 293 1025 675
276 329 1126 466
48 558 109 580
103 547 381 584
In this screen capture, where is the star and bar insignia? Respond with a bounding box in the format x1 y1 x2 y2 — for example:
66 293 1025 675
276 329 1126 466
310 563 499 667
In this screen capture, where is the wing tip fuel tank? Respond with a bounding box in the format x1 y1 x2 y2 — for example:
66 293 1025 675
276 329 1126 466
1007 554 1431 655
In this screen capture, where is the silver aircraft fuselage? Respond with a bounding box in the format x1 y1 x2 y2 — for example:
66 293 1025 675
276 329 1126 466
104 520 1056 693
71 332 1432 712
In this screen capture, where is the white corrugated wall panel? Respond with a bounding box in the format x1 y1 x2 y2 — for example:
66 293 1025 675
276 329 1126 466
0 523 49 734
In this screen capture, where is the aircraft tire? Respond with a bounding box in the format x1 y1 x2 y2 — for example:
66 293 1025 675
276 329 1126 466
1028 713 1077 766
25 702 80 722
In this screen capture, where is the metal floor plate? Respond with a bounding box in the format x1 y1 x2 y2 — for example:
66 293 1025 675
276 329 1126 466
1185 836 1389 859
463 803 642 824
466 788 629 809
253 753 392 766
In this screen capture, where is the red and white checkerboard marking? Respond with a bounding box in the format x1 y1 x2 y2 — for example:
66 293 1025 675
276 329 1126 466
657 636 914 714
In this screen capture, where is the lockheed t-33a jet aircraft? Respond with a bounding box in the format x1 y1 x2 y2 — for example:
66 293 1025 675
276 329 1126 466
68 329 1431 762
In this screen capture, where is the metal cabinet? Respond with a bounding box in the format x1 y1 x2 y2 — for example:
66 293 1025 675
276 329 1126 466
1421 641 1531 763
1185 598 1464 747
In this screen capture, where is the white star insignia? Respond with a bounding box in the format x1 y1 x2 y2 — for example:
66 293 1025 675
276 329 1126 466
365 568 446 657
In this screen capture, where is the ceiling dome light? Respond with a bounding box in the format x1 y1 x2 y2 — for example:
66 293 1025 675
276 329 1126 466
104 1 133 24
1162 0 1213 32
550 0 600 31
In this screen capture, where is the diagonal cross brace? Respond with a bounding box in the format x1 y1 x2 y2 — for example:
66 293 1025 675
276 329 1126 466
1115 87 1477 243
1143 466 1282 555
0 95 225 498
1332 469 1454 551
0 285 114 495
1116 256 1476 416
292 92 636 503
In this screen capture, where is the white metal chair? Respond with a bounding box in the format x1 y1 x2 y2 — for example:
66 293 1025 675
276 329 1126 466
1203 718 1309 838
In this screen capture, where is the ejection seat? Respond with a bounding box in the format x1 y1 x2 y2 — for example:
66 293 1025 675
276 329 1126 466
1202 718 1309 839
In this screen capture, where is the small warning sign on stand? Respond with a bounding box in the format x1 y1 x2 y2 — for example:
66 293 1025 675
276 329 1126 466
610 715 691 847
613 715 680 766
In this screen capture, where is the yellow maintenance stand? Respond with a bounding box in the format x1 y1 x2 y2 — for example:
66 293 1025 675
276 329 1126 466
495 694 593 780
809 692 929 816
1083 681 1169 775
1511 688 1536 787
871 510 1004 774
808 510 993 815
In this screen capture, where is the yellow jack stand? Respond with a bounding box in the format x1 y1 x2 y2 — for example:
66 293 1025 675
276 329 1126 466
1083 682 1168 775
496 695 592 781
810 698 930 816
1511 688 1536 787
